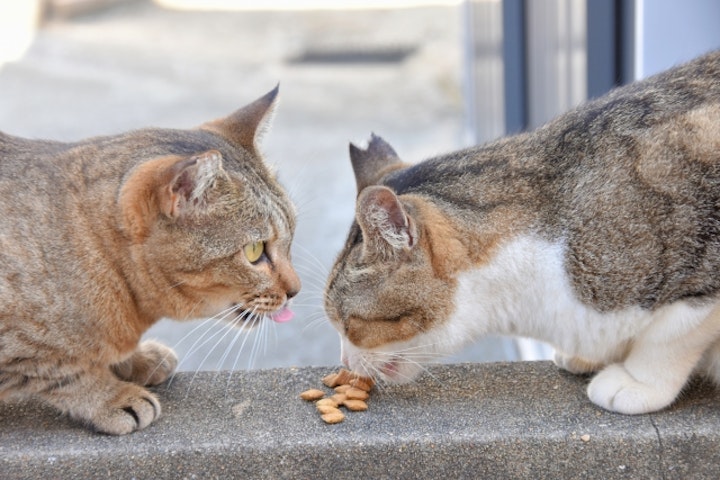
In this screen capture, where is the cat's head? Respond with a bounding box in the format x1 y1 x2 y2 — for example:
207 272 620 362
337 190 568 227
118 87 300 326
325 135 471 383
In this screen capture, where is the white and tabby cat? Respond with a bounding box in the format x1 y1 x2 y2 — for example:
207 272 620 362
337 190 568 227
325 51 720 414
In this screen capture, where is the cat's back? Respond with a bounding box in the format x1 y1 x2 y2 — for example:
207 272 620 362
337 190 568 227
0 131 69 166
0 132 91 237
542 51 720 310
383 50 720 312
542 49 720 166
0 132 89 210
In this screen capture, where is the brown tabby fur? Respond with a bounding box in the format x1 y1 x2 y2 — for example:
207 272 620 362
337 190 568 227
0 87 300 434
326 51 720 414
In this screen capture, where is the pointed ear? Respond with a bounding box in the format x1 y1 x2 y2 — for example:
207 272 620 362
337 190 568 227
158 150 225 219
119 150 225 241
201 85 279 151
356 185 416 255
349 133 403 192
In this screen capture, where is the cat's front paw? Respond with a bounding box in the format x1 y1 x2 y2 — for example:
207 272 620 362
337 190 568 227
588 364 675 414
89 383 161 435
112 340 178 386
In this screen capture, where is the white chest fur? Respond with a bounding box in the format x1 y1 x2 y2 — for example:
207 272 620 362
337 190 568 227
444 235 702 364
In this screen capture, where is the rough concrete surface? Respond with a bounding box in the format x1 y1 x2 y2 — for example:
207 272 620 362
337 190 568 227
1 362 719 479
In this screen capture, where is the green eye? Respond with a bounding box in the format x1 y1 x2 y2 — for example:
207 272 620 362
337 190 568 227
244 241 265 263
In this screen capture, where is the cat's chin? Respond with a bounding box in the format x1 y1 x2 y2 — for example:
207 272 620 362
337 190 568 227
341 340 424 384
375 360 423 385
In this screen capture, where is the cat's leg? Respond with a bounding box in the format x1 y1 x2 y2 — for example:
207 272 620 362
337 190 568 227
695 337 720 384
588 302 720 414
112 340 178 386
31 367 161 434
553 351 602 374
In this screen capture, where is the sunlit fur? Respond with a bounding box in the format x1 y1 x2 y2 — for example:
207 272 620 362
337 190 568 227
0 87 300 434
325 51 720 415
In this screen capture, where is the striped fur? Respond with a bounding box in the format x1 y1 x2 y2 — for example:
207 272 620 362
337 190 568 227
0 87 300 434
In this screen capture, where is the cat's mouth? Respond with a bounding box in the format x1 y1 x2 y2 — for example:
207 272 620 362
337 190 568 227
376 358 422 384
230 303 294 324
379 360 400 378
269 306 294 323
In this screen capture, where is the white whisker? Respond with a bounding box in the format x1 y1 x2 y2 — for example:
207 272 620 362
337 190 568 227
214 313 254 370
166 280 187 290
247 311 265 370
184 312 255 397
293 243 330 277
177 307 243 367
302 314 333 333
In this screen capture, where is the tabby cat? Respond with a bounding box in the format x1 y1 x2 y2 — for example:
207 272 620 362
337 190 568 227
0 87 300 434
325 51 720 414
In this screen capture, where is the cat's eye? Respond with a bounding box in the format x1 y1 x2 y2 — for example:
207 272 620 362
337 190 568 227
244 241 265 264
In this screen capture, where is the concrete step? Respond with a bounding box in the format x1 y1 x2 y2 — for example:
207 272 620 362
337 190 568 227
1 362 718 479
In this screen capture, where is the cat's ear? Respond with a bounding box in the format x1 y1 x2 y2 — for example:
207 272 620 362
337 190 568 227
349 133 403 192
120 150 225 241
356 185 416 255
159 150 225 219
201 85 278 151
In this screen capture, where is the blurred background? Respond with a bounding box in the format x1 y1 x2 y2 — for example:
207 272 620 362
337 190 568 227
0 0 718 371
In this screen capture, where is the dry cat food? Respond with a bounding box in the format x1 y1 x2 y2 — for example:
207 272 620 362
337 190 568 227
299 368 375 424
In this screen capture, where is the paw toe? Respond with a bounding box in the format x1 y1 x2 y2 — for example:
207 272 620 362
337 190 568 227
588 364 673 414
91 387 161 435
114 340 178 386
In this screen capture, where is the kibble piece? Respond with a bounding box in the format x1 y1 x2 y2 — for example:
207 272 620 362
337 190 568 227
334 384 351 394
316 398 339 408
321 411 345 424
322 373 340 388
317 404 342 415
300 368 377 425
343 399 368 411
299 389 326 401
350 377 375 392
345 387 369 401
334 369 355 385
331 393 347 405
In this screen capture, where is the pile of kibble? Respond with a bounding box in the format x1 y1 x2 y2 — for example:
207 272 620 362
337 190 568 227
299 368 375 424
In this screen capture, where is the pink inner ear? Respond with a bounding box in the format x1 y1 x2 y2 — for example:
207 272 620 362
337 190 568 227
164 188 180 218
172 167 197 197
384 198 408 230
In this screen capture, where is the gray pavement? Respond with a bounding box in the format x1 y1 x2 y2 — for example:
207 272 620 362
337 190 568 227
2 362 719 479
0 0 516 370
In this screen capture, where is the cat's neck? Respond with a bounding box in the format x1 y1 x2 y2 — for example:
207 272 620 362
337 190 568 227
385 134 556 239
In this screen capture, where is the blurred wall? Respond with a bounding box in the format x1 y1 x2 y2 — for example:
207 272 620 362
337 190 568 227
639 0 720 78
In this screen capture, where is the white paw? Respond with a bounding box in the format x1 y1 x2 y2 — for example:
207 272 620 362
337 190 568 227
587 364 676 414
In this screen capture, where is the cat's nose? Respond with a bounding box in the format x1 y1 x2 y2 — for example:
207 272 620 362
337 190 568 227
284 270 301 299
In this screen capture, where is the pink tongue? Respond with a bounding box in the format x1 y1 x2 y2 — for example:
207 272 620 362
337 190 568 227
270 307 294 323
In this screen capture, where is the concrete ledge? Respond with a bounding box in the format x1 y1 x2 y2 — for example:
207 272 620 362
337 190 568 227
1 361 719 479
